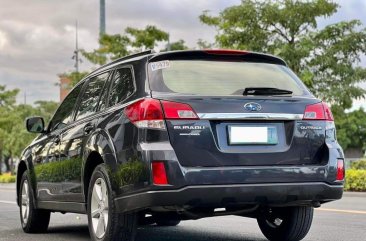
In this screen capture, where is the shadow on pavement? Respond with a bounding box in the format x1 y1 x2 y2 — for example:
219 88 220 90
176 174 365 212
47 225 265 241
136 225 266 241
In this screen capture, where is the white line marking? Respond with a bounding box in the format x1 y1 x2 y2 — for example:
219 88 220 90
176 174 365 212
318 208 366 215
0 200 17 205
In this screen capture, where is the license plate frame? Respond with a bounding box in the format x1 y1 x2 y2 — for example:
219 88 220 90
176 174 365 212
228 125 278 145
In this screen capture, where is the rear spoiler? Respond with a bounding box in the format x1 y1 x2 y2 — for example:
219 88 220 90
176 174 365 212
148 49 287 66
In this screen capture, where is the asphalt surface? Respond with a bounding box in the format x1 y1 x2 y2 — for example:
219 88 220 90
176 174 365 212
0 183 365 241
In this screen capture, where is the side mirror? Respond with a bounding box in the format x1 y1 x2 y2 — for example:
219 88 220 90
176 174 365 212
26 117 45 133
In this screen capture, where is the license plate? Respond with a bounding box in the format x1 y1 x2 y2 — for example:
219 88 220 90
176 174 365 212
228 126 278 145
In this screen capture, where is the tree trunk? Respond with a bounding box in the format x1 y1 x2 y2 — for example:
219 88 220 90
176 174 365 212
10 156 14 175
0 147 2 175
4 155 10 172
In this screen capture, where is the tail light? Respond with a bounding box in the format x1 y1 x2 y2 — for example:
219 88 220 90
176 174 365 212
303 102 333 121
336 159 345 181
124 98 198 130
124 99 165 129
303 101 336 140
161 100 198 119
152 161 168 185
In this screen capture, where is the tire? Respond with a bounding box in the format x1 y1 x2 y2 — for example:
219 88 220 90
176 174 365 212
19 172 51 233
87 164 137 241
257 206 313 241
154 213 181 227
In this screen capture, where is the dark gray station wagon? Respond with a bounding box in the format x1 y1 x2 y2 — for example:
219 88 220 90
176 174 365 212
18 50 344 241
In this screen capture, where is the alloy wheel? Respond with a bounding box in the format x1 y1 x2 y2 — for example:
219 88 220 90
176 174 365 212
21 180 30 225
91 178 109 239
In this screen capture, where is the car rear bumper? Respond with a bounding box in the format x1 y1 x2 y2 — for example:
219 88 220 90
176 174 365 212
114 182 343 213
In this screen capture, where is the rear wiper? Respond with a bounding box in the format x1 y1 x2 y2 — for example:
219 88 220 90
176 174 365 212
243 87 293 96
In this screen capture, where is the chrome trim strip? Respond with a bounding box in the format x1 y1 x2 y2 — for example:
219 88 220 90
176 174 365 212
197 113 304 120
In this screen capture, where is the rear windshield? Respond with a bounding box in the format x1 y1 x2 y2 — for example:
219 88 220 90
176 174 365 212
148 60 310 96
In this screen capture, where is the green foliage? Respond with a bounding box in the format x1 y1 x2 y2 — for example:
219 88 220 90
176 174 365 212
34 100 59 122
82 25 169 65
0 85 18 107
306 20 366 108
200 0 366 108
126 25 169 50
344 169 366 192
163 39 189 51
332 107 366 151
350 160 366 170
81 34 130 65
0 173 16 183
197 39 214 49
62 71 89 87
35 158 82 182
0 86 58 173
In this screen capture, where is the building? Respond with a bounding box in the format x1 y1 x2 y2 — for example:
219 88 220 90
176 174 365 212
59 75 71 102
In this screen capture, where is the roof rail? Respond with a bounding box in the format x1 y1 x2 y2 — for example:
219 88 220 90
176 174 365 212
103 49 154 68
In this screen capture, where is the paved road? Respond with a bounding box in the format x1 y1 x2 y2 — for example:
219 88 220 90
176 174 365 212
0 184 365 241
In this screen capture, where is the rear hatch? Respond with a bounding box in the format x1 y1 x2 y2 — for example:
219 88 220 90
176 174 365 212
147 50 329 167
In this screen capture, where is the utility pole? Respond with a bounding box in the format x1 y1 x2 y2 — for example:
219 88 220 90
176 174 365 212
100 0 106 36
24 91 26 105
72 20 81 73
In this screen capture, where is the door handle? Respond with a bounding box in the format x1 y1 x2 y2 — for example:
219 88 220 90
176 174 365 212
53 136 60 144
84 124 94 134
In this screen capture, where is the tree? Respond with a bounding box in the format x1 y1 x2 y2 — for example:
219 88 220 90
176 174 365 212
0 85 19 174
0 85 18 107
81 34 130 65
197 39 214 49
0 86 58 173
200 0 366 109
163 39 189 51
333 107 366 152
126 25 169 50
82 25 169 65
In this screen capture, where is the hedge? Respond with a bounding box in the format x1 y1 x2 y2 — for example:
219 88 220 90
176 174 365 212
344 169 366 192
0 173 16 183
350 159 366 170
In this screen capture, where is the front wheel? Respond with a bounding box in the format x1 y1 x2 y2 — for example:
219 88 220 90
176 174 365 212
257 206 313 241
19 172 51 233
87 164 137 241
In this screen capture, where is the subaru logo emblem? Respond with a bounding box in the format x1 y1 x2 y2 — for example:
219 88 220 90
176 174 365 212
244 102 262 112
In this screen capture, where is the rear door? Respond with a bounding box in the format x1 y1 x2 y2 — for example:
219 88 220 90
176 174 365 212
148 51 328 167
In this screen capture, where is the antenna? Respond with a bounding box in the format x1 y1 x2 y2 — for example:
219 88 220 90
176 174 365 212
72 20 82 73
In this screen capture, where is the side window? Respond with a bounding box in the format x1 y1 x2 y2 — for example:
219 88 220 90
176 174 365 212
75 72 109 120
109 67 135 106
49 83 83 131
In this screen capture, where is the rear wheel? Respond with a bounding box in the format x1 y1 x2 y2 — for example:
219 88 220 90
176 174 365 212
87 164 137 241
257 206 313 241
19 172 50 233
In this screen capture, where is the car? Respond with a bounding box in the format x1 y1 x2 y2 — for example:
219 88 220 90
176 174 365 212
17 49 344 241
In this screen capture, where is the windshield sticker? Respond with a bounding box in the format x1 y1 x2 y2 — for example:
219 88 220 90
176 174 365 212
151 60 170 71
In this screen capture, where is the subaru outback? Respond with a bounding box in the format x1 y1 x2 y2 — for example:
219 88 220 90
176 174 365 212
17 49 344 241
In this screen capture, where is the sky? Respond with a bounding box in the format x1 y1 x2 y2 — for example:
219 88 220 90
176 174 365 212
0 0 365 108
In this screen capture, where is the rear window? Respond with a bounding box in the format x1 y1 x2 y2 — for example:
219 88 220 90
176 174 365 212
148 60 310 96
